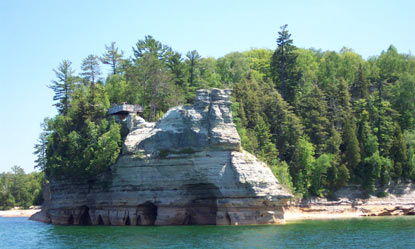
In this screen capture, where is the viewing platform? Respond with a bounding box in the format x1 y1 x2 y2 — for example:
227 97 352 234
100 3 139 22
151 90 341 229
108 103 143 117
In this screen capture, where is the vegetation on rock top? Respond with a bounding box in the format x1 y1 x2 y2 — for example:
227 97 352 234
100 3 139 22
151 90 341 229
30 25 415 199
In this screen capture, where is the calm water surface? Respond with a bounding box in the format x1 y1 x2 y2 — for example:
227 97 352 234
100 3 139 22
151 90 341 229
1 216 415 248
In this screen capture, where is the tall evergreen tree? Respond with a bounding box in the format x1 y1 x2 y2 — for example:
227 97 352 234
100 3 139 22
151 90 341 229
33 118 50 171
390 123 407 179
81 54 101 85
264 89 304 163
131 36 182 121
186 50 202 88
271 24 299 104
48 60 75 116
101 42 124 75
133 35 170 61
166 51 187 87
297 86 330 155
342 118 361 170
351 64 369 100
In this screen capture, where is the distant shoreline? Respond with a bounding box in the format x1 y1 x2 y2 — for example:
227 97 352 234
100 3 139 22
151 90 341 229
0 208 41 218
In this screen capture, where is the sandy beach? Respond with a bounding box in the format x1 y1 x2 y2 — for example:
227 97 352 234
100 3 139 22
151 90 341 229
284 206 364 221
0 208 41 218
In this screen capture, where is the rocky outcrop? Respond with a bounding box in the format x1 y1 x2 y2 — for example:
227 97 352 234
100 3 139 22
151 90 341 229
31 89 292 225
284 183 415 219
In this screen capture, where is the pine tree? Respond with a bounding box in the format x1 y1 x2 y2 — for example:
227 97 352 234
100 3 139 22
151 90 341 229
352 64 369 100
297 86 330 155
81 54 101 85
342 118 361 170
271 24 299 104
337 79 352 120
48 60 75 116
186 50 201 88
101 42 124 75
391 123 407 179
133 35 170 61
254 118 279 160
264 89 303 163
33 118 50 171
166 51 187 87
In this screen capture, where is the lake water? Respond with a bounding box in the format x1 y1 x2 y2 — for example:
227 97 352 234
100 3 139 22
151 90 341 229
1 216 415 248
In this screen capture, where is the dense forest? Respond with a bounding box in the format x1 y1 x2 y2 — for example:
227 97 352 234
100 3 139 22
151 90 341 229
31 24 415 199
0 166 44 210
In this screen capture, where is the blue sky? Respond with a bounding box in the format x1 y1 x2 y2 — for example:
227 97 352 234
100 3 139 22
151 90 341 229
1 0 414 173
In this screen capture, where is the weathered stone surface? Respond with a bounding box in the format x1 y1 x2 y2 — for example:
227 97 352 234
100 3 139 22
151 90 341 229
32 89 292 225
285 182 415 218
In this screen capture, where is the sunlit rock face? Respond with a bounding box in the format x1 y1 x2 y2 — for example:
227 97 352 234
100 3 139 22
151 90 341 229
31 89 292 226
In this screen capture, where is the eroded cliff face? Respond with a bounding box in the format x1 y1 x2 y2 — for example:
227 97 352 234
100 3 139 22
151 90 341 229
31 89 292 225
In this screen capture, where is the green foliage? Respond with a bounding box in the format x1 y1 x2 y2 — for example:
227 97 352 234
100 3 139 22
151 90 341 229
404 130 415 180
36 33 415 198
41 81 121 179
101 42 124 75
271 24 299 104
269 160 293 191
311 154 335 197
216 52 250 86
362 151 392 192
342 118 361 170
351 64 369 100
297 86 330 155
186 50 202 88
391 73 415 130
81 54 101 84
104 74 128 104
291 137 315 194
243 48 273 81
0 166 44 210
48 60 77 116
390 124 407 179
376 191 389 198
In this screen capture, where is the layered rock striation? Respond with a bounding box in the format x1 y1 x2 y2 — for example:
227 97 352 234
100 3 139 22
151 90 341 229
31 89 292 225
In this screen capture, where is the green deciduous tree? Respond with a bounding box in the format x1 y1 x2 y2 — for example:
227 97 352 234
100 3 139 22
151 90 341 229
311 153 335 197
291 137 315 195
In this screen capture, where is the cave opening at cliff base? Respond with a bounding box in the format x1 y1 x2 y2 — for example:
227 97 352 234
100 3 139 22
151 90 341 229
79 206 92 225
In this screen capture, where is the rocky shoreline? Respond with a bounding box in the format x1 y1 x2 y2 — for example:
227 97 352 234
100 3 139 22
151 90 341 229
285 182 415 221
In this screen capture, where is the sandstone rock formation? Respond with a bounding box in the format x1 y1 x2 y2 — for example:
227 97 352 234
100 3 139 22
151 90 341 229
31 89 292 225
